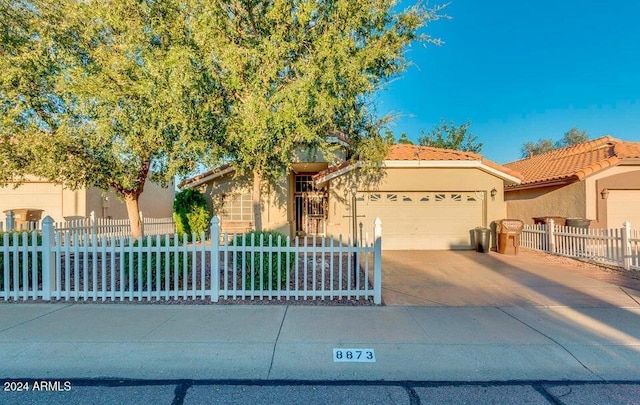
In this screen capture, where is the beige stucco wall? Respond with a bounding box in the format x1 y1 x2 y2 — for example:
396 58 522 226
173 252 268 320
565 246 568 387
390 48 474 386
584 165 640 228
505 181 586 225
1 178 175 225
86 179 176 219
326 167 508 239
0 178 85 223
196 173 290 235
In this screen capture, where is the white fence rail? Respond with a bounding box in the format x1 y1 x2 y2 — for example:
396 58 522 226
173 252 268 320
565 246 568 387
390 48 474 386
54 216 175 240
1 217 382 304
521 219 640 271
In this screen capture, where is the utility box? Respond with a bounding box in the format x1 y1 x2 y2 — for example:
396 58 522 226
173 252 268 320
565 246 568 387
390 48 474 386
497 219 523 255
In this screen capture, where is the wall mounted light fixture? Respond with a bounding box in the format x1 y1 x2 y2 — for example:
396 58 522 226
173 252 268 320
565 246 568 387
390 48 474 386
601 188 609 199
490 188 497 200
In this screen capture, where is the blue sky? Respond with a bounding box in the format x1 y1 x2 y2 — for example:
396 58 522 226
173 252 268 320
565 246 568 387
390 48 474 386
376 0 640 163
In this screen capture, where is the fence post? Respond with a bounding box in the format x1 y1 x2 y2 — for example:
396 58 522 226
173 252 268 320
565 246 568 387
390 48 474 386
373 217 382 305
547 218 556 254
210 216 220 302
40 216 55 301
5 211 15 231
90 210 97 234
622 221 632 270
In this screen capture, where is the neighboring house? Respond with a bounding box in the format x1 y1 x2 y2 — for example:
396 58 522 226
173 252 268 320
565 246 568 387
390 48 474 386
0 177 176 224
504 136 640 229
179 144 521 250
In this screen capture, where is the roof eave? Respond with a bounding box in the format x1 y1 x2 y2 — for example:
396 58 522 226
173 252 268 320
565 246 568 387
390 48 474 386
314 160 522 186
505 177 578 191
179 165 235 189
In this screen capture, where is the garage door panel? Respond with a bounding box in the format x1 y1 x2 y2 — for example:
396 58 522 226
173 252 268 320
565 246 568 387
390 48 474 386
359 191 483 250
607 190 640 230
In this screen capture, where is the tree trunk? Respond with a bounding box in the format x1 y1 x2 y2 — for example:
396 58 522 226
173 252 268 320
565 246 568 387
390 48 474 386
252 171 263 231
124 194 143 240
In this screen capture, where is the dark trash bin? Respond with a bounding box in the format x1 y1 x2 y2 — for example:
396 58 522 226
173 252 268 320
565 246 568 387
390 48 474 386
497 219 523 255
474 227 491 253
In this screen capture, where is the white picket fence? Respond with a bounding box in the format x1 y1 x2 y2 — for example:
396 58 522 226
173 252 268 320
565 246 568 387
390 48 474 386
1 211 175 238
520 219 640 271
1 216 382 304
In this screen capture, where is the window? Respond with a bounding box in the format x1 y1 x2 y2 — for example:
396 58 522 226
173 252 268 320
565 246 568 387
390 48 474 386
420 195 430 202
435 193 446 202
386 193 398 202
295 175 319 193
451 193 462 202
402 195 413 202
220 193 253 221
369 193 381 202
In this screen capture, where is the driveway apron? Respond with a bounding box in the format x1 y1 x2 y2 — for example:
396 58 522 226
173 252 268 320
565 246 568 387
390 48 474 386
381 249 640 307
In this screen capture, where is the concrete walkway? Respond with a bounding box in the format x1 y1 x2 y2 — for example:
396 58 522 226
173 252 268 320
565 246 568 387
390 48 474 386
2 303 640 381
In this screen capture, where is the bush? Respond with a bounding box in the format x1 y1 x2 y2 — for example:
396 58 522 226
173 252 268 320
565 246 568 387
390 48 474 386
173 189 211 241
231 230 295 290
123 236 192 290
0 231 43 289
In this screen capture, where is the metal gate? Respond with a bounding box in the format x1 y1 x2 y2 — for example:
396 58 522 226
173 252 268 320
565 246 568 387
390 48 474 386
294 175 327 236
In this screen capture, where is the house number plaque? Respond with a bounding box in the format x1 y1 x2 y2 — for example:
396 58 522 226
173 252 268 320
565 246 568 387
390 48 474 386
333 348 376 362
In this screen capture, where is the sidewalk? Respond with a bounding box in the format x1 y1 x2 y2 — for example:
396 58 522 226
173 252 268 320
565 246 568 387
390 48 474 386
1 303 640 381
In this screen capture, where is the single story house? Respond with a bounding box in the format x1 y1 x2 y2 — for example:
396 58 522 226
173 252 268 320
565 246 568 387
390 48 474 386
179 144 522 250
0 177 176 224
503 136 640 229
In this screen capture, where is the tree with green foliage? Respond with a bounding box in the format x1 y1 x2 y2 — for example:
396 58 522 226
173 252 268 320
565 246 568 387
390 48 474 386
556 127 589 148
397 133 414 145
193 0 447 229
521 138 555 158
0 1 54 185
418 119 482 153
521 128 589 158
1 0 229 239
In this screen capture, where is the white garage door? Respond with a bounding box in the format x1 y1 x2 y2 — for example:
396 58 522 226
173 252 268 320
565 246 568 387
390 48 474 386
358 191 483 250
607 190 640 230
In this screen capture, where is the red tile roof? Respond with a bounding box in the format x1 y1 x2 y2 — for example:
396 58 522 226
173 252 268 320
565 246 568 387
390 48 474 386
314 144 523 183
504 136 640 189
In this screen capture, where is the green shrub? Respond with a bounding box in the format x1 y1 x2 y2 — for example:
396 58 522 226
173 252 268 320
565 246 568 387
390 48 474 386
173 189 211 241
123 237 192 290
231 230 294 290
0 231 43 289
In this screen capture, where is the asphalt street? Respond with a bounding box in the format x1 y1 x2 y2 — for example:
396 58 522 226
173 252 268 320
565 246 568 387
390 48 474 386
3 379 640 405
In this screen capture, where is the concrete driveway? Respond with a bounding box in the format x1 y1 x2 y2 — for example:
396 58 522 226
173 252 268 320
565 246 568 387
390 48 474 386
381 249 640 307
